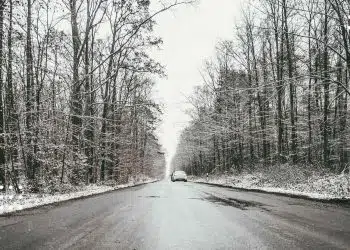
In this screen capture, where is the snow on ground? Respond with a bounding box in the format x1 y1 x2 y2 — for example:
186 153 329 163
190 168 350 200
0 177 157 215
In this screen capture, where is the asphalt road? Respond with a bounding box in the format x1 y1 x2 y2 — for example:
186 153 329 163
0 181 350 250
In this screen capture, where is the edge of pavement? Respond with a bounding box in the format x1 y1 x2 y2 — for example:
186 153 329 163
0 180 159 217
191 181 350 206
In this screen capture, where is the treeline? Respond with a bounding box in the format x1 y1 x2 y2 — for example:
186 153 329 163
0 0 175 193
172 0 350 176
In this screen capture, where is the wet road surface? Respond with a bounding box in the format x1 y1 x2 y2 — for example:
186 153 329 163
0 180 350 249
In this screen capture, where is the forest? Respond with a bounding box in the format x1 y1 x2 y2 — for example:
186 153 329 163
0 0 176 193
172 0 350 178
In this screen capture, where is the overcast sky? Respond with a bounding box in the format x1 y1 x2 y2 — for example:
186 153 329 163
150 0 244 174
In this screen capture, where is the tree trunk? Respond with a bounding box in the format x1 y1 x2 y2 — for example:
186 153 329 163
69 0 82 150
0 0 5 187
26 0 37 185
323 0 330 167
282 0 297 164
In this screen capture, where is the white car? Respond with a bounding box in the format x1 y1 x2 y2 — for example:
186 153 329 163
171 170 187 182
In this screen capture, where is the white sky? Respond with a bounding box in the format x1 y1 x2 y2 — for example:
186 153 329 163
150 0 244 175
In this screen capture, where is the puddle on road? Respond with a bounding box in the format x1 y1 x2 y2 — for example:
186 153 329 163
205 195 248 210
138 194 270 212
204 194 270 211
146 195 161 198
188 197 205 201
287 202 304 206
138 195 162 199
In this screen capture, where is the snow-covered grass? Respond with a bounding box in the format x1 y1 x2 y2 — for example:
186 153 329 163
190 164 350 200
0 177 157 215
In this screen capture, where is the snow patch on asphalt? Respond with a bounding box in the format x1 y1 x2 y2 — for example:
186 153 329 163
0 178 157 215
190 173 350 200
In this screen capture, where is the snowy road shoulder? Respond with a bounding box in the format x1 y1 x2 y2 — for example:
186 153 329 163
0 179 158 216
190 173 350 202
